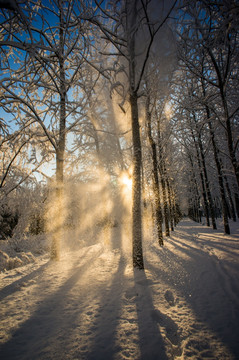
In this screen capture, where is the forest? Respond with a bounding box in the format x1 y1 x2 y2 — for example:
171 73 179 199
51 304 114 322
0 0 238 268
0 1 239 359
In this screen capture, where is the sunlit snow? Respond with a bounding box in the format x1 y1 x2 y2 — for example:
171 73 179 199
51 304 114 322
1 218 239 359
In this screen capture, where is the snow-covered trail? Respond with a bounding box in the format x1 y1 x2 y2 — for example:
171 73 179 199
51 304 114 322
145 220 239 359
0 218 239 359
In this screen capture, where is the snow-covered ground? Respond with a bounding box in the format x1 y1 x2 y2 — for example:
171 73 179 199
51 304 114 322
0 218 239 359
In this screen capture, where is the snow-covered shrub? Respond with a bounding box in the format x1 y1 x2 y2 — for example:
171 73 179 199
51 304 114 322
10 233 50 255
18 252 36 264
0 236 43 272
0 250 9 271
8 256 23 270
0 249 27 271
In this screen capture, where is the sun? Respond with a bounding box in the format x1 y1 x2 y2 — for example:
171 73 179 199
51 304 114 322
119 169 133 193
121 173 132 190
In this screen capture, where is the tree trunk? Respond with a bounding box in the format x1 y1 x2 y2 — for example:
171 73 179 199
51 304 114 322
160 171 170 236
157 118 170 236
51 1 66 259
145 95 163 245
197 131 217 229
166 176 174 231
224 173 236 222
234 192 239 218
130 92 144 269
126 0 144 269
188 153 201 223
50 151 64 260
206 114 230 234
191 129 210 226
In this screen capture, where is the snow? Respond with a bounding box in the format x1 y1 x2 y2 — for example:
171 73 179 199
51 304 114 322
0 218 239 359
0 234 49 272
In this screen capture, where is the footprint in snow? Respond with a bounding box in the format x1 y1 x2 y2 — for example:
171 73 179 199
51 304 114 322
164 290 175 306
150 309 181 347
123 287 137 302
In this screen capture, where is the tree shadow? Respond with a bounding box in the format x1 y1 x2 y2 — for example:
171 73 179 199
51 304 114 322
133 268 178 360
148 226 239 359
85 194 131 359
86 254 127 360
0 261 50 301
0 247 103 360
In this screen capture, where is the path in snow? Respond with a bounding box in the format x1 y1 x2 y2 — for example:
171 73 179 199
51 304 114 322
0 218 239 359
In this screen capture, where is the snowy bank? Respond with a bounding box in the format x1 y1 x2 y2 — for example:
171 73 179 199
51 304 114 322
0 234 49 272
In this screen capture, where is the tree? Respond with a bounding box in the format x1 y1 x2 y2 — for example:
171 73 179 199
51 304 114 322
145 89 163 245
0 0 94 258
175 1 239 231
178 0 239 190
87 0 177 268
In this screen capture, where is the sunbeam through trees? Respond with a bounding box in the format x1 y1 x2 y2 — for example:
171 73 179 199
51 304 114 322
0 1 239 358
